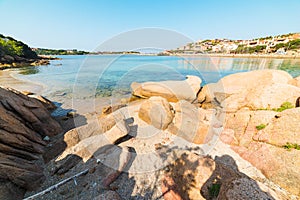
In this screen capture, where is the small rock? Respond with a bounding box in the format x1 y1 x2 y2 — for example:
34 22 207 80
21 90 35 96
43 136 50 141
67 111 77 118
94 190 121 200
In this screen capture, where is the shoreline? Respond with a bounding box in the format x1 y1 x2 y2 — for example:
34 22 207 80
170 53 300 59
0 69 45 94
0 68 126 116
0 55 60 70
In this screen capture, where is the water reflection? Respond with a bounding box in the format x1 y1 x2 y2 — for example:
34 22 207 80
19 66 40 75
13 55 300 100
178 56 300 77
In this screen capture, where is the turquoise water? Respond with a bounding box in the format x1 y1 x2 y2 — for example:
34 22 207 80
17 55 300 99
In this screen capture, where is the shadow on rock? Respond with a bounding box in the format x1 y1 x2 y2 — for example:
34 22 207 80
201 155 275 200
43 108 87 163
160 151 276 200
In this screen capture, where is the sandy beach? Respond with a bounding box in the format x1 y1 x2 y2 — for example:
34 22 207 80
0 69 127 116
0 69 45 94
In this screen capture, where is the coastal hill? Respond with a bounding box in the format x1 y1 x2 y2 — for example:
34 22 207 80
33 48 89 56
164 32 300 56
0 34 51 69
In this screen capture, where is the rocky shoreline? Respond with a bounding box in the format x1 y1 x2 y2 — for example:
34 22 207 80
0 55 58 70
0 69 300 199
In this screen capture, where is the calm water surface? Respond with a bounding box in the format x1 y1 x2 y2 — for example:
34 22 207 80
16 55 300 100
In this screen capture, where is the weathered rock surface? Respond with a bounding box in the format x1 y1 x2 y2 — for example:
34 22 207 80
197 69 300 111
289 75 300 87
58 124 128 162
138 96 174 130
222 108 300 196
222 83 300 111
167 100 221 144
131 75 201 102
58 115 137 162
0 87 62 199
254 108 300 146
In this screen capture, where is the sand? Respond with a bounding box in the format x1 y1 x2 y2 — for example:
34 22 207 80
0 69 127 116
0 69 45 94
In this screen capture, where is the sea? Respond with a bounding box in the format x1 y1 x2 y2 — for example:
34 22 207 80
14 54 300 114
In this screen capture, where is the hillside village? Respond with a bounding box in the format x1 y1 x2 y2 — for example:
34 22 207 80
165 33 300 56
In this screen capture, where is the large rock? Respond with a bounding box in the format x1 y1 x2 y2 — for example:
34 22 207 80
231 142 300 197
58 118 132 162
222 83 300 111
221 109 277 146
138 96 174 130
221 108 300 196
0 87 62 198
254 108 300 146
197 70 298 111
131 75 201 102
63 109 127 149
167 100 221 144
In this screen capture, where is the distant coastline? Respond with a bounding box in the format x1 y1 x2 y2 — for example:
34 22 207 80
161 32 300 58
167 53 300 59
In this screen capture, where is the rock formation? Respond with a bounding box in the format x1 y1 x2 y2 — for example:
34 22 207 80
0 87 62 199
4 69 298 199
131 75 201 102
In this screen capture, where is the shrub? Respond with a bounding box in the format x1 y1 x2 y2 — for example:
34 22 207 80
256 124 266 130
208 183 221 198
283 143 300 150
273 102 294 112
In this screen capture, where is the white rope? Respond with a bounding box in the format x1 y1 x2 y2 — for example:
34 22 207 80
23 169 89 200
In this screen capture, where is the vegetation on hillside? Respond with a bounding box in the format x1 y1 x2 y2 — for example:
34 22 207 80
274 39 300 50
232 45 267 54
34 48 89 55
0 34 37 58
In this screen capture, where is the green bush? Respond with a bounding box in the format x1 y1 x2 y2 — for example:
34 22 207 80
288 39 300 50
208 183 221 198
256 124 267 130
0 34 37 58
273 102 294 112
232 45 266 54
283 143 300 150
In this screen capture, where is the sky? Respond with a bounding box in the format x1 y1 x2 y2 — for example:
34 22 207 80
0 0 299 51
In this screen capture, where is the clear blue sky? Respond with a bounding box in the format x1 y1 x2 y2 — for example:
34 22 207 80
1 0 299 51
